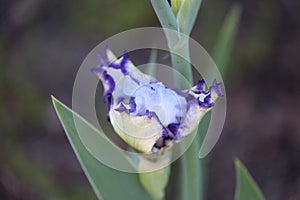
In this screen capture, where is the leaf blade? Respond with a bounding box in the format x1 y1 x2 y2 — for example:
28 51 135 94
150 0 178 31
52 96 151 200
234 159 266 200
212 4 242 77
176 0 202 35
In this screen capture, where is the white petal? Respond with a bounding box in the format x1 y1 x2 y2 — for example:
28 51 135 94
106 48 117 62
177 101 211 137
109 109 164 153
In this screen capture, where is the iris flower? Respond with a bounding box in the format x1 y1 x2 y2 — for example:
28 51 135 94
91 48 223 154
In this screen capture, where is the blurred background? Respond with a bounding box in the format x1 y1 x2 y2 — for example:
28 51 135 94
1 0 300 199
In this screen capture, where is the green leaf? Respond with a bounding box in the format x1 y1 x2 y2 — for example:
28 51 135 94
170 43 193 88
139 165 170 200
212 4 242 77
51 96 151 200
171 0 182 15
151 0 194 88
234 159 266 200
160 1 202 199
168 1 202 198
175 0 202 35
150 0 178 31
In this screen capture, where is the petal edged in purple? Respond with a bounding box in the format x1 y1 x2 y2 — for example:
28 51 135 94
197 94 214 108
193 79 209 95
102 71 115 103
107 51 129 75
91 48 224 153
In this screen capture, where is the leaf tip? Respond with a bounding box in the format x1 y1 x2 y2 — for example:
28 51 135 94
234 158 242 168
51 95 62 112
51 95 57 103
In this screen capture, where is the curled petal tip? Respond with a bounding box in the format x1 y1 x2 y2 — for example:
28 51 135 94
105 46 117 62
210 79 224 97
90 66 104 76
197 79 205 91
97 53 106 66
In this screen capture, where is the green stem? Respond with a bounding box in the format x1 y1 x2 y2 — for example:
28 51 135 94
150 1 203 200
150 0 178 31
170 40 193 88
167 22 201 200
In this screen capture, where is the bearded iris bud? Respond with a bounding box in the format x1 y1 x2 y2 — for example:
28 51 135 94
91 48 223 154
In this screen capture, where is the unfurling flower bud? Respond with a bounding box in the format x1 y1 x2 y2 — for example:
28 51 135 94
91 48 223 154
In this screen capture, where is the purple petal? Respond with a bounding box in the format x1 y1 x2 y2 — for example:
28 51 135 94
97 53 106 66
197 94 214 108
115 103 127 112
120 51 129 74
128 97 137 113
193 79 209 95
90 65 104 76
107 51 129 75
162 128 169 137
90 54 107 76
210 79 223 97
168 123 180 136
115 97 125 105
197 79 205 91
102 71 115 103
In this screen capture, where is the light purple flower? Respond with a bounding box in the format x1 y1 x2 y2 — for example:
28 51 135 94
91 48 223 154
